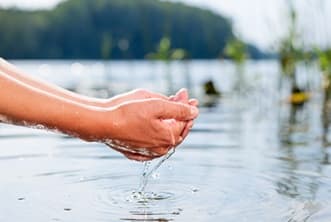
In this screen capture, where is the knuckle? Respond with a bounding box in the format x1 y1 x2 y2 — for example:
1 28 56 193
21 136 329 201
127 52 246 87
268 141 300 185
136 88 150 96
133 88 144 95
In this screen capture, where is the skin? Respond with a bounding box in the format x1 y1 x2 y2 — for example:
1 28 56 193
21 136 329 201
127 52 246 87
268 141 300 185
0 59 199 161
0 58 196 108
111 90 199 161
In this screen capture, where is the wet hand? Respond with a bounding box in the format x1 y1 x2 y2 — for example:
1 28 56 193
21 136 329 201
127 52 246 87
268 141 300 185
101 89 168 107
94 98 199 161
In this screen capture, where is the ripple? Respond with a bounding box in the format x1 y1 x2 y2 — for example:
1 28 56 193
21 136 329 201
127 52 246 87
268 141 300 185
34 169 82 177
180 144 240 149
0 134 39 139
285 201 323 222
0 154 47 160
94 182 204 221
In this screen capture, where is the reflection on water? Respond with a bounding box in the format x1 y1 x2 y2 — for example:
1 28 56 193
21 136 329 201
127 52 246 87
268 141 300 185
1 60 331 221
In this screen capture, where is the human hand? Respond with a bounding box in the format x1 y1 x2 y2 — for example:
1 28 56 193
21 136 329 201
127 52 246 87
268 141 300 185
91 88 198 161
100 89 168 107
99 88 198 161
92 97 199 161
169 88 199 145
108 88 199 142
112 88 199 161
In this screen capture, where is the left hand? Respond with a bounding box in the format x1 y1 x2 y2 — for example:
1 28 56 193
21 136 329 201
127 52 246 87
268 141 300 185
106 89 199 161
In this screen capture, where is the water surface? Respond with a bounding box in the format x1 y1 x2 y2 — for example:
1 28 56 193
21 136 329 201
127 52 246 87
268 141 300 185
1 60 330 221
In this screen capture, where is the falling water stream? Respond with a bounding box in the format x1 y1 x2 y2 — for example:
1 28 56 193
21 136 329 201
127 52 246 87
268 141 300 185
138 148 176 193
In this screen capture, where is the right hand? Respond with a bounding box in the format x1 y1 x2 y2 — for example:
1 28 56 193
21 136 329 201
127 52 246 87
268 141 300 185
92 98 199 161
100 89 168 107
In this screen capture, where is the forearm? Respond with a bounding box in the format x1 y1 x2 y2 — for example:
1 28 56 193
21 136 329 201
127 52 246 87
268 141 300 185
0 70 104 140
0 58 107 107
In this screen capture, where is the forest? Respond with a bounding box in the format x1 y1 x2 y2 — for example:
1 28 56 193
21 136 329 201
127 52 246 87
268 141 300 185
0 0 264 59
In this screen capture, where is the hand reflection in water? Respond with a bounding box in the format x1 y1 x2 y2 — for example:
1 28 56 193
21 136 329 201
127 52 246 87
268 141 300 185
0 58 199 161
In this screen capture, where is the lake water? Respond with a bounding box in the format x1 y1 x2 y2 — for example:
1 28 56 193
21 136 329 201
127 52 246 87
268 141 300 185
1 60 331 221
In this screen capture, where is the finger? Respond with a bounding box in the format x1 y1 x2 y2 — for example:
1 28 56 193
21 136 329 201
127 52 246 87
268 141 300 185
122 145 168 161
106 140 170 158
162 119 176 145
189 98 199 107
153 100 199 121
150 146 171 156
124 153 155 162
163 119 186 146
106 143 158 161
138 89 169 100
180 120 194 143
169 95 176 101
111 89 168 105
173 88 189 103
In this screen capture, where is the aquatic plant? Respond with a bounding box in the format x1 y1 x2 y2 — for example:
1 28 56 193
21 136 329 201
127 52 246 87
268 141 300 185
146 37 187 94
224 38 248 94
278 2 300 80
278 1 309 106
318 49 331 144
318 49 331 100
146 37 186 61
224 38 248 66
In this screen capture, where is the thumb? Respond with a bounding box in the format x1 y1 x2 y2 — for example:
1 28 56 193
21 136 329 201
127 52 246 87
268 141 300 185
173 88 189 103
153 100 199 120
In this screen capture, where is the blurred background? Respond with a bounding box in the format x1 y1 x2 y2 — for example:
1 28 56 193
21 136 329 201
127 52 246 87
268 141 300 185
2 0 331 221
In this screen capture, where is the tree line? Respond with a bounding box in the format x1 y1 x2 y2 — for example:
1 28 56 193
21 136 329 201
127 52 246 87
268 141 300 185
0 0 264 59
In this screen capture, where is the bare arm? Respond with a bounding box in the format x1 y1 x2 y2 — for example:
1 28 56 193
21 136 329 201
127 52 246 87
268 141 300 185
0 70 100 139
0 58 106 107
0 70 199 161
0 58 177 108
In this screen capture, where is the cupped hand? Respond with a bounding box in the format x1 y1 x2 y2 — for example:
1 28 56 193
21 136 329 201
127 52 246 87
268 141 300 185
97 88 199 161
100 89 168 107
96 97 198 161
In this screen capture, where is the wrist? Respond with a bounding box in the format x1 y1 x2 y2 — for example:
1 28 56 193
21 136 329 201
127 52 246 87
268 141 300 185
42 102 106 142
67 94 109 108
81 106 120 142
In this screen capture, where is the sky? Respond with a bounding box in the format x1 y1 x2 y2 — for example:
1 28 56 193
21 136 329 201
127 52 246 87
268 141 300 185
0 0 330 51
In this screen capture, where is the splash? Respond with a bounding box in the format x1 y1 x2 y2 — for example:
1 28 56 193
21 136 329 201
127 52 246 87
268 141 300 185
105 139 160 157
138 148 176 193
105 140 176 193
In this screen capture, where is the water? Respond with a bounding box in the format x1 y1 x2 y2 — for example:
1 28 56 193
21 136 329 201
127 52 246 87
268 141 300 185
1 60 331 221
138 148 176 192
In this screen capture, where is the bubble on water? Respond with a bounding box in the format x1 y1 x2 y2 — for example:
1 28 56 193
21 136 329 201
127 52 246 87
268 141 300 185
166 164 173 170
151 173 160 179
